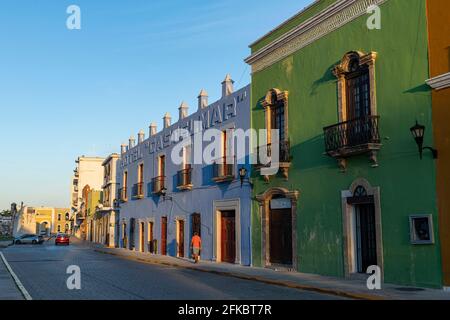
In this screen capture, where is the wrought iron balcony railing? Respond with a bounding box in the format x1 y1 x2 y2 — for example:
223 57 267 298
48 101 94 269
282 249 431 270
323 115 381 158
177 166 193 190
152 176 166 194
132 182 144 199
212 157 235 183
256 140 291 166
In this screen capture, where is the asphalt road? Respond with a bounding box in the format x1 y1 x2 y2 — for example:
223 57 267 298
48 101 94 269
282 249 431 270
1 239 343 300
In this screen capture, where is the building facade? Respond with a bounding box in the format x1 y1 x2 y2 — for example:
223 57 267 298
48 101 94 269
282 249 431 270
246 0 443 288
14 207 70 236
425 0 450 289
117 76 253 265
92 153 120 247
70 156 105 237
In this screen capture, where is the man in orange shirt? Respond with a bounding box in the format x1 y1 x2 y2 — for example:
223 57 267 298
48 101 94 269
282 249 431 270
191 232 202 263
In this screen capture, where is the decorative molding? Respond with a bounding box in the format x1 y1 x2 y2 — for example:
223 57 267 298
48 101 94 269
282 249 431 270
341 179 383 280
245 0 388 73
426 72 450 91
256 187 300 271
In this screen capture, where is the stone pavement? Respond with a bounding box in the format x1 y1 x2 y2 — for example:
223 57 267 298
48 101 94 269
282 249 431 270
0 251 24 300
86 241 450 300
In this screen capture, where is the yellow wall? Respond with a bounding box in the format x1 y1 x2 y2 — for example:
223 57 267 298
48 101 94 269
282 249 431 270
427 0 450 286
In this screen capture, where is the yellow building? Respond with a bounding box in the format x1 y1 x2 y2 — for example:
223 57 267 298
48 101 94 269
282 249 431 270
15 207 71 236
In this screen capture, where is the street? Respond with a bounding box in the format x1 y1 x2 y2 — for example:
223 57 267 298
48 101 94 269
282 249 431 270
1 239 343 300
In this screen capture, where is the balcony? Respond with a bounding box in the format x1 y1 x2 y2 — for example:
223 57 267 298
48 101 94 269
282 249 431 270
256 140 292 180
212 157 235 183
132 182 144 199
177 166 193 191
323 115 381 170
152 176 166 195
119 187 128 203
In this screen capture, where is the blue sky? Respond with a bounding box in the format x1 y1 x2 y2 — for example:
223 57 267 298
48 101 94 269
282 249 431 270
0 0 311 210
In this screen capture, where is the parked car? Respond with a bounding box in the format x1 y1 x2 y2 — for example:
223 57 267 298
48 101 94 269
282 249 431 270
55 233 70 246
14 234 44 245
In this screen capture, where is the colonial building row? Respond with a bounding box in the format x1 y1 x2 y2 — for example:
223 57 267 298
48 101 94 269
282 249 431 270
72 0 449 290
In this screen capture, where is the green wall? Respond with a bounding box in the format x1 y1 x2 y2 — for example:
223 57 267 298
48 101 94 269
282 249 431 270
250 0 442 288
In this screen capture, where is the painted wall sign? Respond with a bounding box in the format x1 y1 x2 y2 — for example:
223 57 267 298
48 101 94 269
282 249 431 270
270 198 292 210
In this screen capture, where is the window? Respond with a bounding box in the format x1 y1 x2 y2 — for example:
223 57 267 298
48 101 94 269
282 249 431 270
259 89 291 179
57 225 61 232
345 59 371 120
58 214 61 221
333 51 377 123
122 171 128 201
159 155 166 178
410 215 434 245
138 164 144 183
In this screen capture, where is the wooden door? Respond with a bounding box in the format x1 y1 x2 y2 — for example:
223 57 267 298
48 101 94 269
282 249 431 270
161 217 167 255
221 211 236 263
269 208 293 265
148 222 154 253
355 203 377 273
178 220 185 258
140 223 145 252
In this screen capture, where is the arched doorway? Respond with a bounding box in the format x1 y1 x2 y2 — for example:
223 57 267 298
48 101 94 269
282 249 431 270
40 222 50 236
256 188 299 270
342 178 383 279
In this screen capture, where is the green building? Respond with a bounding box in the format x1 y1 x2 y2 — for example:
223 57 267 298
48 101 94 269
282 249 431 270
246 0 442 288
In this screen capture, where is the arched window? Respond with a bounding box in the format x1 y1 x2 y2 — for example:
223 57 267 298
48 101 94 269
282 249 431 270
353 186 368 197
260 89 291 179
345 55 371 120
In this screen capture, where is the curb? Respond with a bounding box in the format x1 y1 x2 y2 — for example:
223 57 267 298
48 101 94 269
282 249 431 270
94 248 385 301
0 252 32 300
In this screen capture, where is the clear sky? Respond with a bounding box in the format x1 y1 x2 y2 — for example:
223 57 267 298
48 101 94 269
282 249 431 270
0 0 311 210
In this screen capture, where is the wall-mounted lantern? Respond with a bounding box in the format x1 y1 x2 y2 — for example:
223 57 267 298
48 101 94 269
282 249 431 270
239 167 248 188
410 121 438 159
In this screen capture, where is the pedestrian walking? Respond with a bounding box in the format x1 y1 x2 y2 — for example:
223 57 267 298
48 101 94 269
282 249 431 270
191 232 202 263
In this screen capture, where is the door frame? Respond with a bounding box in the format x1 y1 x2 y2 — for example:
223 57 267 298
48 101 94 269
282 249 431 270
341 178 383 280
139 221 145 253
256 188 299 271
213 199 241 264
176 218 186 258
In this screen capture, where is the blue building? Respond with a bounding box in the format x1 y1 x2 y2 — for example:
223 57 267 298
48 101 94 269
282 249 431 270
117 76 252 266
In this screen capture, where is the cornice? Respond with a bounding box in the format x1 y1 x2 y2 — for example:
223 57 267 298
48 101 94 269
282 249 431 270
245 0 388 73
426 72 450 91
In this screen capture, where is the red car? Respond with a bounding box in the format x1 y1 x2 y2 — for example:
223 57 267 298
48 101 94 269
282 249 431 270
55 234 70 246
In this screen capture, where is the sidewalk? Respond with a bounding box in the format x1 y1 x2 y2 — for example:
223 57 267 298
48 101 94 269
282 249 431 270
0 251 25 300
86 241 450 300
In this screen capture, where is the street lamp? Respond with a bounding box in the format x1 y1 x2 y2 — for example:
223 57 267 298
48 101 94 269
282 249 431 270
410 121 438 159
239 167 248 187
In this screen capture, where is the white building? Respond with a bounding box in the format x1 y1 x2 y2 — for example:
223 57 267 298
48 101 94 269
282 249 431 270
70 156 105 238
89 153 121 247
116 76 253 265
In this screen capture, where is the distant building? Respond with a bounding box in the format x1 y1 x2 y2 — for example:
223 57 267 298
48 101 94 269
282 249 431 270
13 207 70 236
0 215 13 236
92 153 120 247
70 156 105 238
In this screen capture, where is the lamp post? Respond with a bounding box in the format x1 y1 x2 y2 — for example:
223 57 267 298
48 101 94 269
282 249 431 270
410 121 438 159
239 167 248 188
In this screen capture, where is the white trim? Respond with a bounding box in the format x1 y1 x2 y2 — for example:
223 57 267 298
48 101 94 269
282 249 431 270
245 0 388 73
426 72 450 91
0 252 32 300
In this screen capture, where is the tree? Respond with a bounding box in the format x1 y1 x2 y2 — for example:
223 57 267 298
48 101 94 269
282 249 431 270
0 210 12 217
